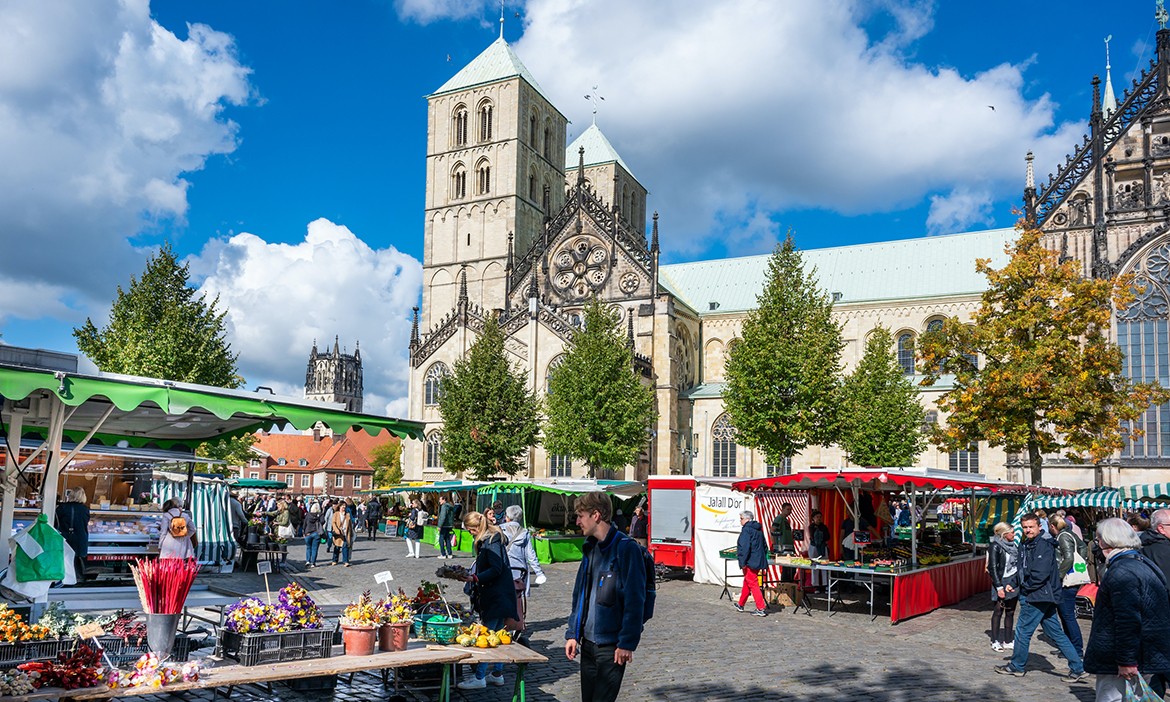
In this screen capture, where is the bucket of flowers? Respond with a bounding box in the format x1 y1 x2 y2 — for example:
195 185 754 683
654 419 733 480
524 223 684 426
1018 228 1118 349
376 593 414 652
340 591 380 656
215 583 328 666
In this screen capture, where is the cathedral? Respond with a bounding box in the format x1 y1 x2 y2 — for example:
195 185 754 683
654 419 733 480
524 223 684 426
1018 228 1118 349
404 23 1170 490
306 337 363 413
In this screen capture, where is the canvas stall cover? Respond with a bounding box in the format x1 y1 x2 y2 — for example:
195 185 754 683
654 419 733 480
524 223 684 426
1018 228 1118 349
692 484 810 585
152 477 236 565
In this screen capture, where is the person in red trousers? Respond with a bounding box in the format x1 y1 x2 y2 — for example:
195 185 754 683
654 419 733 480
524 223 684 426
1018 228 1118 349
734 510 769 616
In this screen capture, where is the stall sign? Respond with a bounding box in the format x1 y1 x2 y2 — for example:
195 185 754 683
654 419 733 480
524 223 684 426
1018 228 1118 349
695 484 751 533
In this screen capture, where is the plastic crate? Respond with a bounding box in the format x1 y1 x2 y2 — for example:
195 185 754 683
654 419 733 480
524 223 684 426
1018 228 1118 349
0 638 74 667
719 547 737 560
95 634 193 667
215 627 332 667
283 675 337 691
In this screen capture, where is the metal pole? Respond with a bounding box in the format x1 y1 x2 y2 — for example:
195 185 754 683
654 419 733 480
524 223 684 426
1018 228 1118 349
909 483 918 568
0 405 25 568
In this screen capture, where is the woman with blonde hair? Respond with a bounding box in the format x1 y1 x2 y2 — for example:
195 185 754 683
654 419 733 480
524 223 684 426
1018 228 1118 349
457 511 517 690
986 521 1019 652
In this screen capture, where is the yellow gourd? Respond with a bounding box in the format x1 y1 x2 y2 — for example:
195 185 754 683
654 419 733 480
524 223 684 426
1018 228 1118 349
475 636 490 648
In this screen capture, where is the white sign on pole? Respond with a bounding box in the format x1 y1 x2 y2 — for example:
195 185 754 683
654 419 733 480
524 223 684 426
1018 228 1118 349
375 570 394 593
257 561 273 575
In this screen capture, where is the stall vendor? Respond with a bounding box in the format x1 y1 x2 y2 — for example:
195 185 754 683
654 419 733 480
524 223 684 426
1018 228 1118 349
770 503 795 555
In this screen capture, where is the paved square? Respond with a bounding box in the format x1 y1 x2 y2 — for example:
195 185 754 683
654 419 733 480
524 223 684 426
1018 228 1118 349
152 535 1094 701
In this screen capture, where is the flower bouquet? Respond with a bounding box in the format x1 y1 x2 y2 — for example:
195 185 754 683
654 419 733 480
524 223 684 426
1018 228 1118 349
215 585 329 666
376 593 414 652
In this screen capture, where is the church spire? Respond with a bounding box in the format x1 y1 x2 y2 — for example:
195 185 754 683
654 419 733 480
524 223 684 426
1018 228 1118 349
1023 151 1037 225
626 308 634 349
458 267 469 306
651 211 660 253
333 335 340 357
577 146 586 188
410 307 420 346
1103 35 1118 118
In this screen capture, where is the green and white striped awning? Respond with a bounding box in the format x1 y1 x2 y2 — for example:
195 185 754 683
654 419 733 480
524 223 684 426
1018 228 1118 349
1119 483 1170 502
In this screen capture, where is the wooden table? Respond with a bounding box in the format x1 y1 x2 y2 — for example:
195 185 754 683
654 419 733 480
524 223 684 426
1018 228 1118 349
441 643 548 702
47 585 245 628
26 644 473 702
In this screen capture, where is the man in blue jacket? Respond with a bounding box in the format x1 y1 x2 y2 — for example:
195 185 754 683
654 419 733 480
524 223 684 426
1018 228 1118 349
566 491 647 702
995 513 1088 682
733 510 769 616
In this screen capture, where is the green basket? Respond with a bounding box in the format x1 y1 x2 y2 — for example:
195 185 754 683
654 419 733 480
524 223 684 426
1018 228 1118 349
719 547 737 560
416 615 461 644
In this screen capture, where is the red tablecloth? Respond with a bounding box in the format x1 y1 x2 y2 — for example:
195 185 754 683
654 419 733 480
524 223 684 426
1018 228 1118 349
890 557 989 623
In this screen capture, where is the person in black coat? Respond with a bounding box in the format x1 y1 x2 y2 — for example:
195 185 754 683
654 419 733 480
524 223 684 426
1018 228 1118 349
1140 510 1170 589
55 487 90 580
458 511 518 690
1083 517 1170 699
734 510 769 616
986 522 1020 652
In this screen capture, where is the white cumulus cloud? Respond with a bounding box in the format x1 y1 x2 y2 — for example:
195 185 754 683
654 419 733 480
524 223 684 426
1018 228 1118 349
926 188 996 235
0 0 253 324
188 219 423 418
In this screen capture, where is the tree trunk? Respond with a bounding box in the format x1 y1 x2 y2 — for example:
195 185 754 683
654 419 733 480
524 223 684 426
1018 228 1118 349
1028 440 1043 486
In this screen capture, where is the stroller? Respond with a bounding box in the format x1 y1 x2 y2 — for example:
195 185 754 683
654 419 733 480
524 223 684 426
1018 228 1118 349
1074 583 1097 619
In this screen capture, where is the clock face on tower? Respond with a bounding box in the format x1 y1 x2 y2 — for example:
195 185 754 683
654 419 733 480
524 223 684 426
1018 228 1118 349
550 237 611 300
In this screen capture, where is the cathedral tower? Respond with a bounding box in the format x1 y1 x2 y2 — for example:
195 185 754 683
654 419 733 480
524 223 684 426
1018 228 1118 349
305 337 363 413
421 36 568 325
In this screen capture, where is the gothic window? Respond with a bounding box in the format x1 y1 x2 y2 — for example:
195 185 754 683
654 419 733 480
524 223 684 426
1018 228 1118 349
545 354 566 394
897 333 915 375
1120 244 1170 458
426 432 444 471
453 105 468 147
765 456 791 477
926 318 944 334
476 160 491 195
543 125 552 160
424 363 450 406
529 173 537 201
542 182 550 212
949 442 979 473
712 414 737 478
478 100 493 142
530 113 538 145
549 454 572 478
451 164 467 200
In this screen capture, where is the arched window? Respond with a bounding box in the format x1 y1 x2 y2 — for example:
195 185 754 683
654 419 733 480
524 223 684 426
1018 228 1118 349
529 173 537 201
451 164 467 200
926 319 944 334
453 105 468 147
476 160 491 195
530 113 538 145
1119 243 1170 458
542 182 550 212
549 454 572 478
425 432 444 471
478 100 493 141
543 126 552 160
712 414 737 478
545 355 566 394
897 333 915 375
424 363 450 406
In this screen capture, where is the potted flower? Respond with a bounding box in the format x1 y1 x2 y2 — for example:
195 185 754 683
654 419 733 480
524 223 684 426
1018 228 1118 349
245 517 264 546
274 536 288 553
376 593 414 652
339 591 379 656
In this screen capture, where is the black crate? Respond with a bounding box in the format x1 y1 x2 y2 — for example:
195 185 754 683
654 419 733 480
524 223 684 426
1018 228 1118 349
0 638 74 667
94 634 193 667
215 627 332 667
282 674 337 691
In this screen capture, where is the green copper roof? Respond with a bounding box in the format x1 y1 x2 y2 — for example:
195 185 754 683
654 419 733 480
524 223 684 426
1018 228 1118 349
565 124 636 180
659 228 1017 314
431 37 554 104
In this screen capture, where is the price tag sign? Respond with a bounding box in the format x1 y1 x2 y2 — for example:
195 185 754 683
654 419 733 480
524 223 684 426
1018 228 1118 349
257 561 273 575
374 570 394 584
76 623 105 638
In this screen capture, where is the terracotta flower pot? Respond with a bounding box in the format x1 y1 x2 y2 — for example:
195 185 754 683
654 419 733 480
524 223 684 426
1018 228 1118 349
341 624 377 656
378 622 410 652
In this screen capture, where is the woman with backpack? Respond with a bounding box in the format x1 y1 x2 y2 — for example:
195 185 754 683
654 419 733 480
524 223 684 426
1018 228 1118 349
1052 514 1089 660
456 511 518 690
405 498 427 558
159 498 198 560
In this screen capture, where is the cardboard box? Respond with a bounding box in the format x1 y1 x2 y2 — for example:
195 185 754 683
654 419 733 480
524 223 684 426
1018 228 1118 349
769 582 802 608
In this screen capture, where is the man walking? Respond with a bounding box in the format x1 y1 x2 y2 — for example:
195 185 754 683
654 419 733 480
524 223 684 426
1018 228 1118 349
437 494 456 559
994 512 1088 682
566 491 647 702
733 510 769 616
364 497 382 540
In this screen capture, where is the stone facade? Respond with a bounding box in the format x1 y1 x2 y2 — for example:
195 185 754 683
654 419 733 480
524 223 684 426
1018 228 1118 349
305 337 363 413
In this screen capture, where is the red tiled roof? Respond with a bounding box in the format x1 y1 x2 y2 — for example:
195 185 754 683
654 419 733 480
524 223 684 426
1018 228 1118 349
253 430 399 473
254 431 334 467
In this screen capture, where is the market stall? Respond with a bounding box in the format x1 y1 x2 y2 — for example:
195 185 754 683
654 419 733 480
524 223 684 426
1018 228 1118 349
1008 487 1170 534
734 467 1042 623
370 481 485 547
475 480 644 563
0 360 423 615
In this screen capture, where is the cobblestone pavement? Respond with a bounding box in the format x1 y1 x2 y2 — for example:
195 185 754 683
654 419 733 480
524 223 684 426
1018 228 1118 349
142 534 1097 701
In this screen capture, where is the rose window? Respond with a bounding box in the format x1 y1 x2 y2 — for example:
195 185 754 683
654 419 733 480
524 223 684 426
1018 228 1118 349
551 238 611 299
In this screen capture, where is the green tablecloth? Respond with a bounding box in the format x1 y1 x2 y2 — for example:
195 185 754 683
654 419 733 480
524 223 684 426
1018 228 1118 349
533 535 585 563
456 529 473 552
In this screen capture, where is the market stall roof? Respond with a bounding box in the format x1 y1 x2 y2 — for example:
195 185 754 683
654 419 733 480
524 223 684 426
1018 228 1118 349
732 467 1058 495
1020 487 1170 511
9 437 223 466
477 479 644 499
228 478 288 489
1119 483 1170 502
0 363 424 448
367 480 488 494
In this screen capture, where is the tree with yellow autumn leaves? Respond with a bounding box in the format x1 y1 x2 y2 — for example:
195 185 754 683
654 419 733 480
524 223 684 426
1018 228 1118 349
918 226 1168 486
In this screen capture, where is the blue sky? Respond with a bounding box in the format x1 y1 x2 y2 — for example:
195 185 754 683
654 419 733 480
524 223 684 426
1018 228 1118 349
0 0 1163 414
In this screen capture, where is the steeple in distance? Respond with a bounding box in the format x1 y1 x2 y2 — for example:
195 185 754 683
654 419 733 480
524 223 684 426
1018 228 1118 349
1103 35 1118 118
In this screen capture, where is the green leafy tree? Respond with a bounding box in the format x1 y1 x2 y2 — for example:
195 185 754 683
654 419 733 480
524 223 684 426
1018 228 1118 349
438 314 541 480
723 233 844 463
370 440 404 488
919 226 1169 485
74 244 242 388
544 298 657 477
839 326 925 466
195 433 258 475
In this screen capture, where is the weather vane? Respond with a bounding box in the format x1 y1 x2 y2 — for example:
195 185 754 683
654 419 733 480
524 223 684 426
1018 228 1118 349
584 85 605 125
1159 0 1168 30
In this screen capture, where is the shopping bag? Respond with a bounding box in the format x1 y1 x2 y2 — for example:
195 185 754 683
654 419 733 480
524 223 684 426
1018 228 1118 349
1124 676 1160 702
